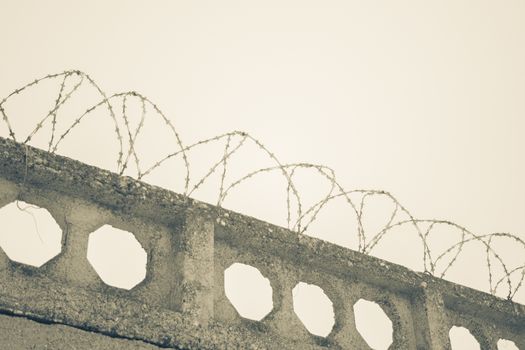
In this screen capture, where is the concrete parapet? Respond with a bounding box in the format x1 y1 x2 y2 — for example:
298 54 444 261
0 137 523 349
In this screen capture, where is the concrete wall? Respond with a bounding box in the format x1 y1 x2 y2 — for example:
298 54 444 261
0 136 523 349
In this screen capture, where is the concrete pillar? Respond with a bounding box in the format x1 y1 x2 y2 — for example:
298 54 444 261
411 284 451 350
173 206 215 326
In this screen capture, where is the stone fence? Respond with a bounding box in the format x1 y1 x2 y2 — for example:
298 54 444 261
0 137 523 349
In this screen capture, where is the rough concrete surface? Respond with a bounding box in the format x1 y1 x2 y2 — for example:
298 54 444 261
0 314 161 350
0 137 523 349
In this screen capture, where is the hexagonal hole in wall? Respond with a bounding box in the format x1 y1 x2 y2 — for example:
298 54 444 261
292 282 335 337
87 224 147 290
498 339 519 350
449 326 480 350
0 200 62 267
353 299 393 350
224 263 273 320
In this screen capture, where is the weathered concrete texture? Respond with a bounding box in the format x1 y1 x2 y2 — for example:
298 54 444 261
0 261 312 350
0 313 161 350
0 136 524 349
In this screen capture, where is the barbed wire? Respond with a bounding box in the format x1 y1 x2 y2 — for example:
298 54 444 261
1 70 523 302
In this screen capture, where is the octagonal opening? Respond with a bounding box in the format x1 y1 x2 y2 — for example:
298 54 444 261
498 339 519 350
292 282 335 337
353 299 393 350
449 326 480 350
87 224 147 290
224 263 273 320
0 200 62 267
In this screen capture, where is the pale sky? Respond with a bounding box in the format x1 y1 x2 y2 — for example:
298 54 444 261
1 1 524 348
